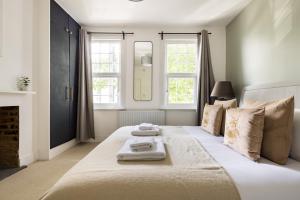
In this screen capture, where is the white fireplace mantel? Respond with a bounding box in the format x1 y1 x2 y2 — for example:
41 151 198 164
0 90 36 95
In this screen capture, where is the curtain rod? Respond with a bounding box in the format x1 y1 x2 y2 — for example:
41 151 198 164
158 31 212 40
87 31 134 40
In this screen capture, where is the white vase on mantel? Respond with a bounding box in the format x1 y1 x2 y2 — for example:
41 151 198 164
16 76 31 91
17 84 28 91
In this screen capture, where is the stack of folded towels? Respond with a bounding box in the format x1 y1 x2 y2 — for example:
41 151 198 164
131 123 161 136
117 137 166 161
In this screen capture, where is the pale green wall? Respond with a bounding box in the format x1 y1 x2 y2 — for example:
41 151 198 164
226 0 300 96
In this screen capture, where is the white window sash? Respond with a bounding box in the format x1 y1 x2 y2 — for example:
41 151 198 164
166 76 197 105
92 72 120 78
166 73 197 78
162 39 198 109
92 77 120 105
91 36 124 109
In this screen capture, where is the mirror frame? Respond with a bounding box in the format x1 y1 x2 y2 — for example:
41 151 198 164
133 41 153 101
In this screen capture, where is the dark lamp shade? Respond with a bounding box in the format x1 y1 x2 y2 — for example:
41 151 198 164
210 81 235 99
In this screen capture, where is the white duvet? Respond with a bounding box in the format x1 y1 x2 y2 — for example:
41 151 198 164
40 126 240 200
184 126 300 200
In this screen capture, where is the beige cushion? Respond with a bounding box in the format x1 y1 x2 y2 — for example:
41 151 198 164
201 104 223 136
243 96 294 165
214 99 238 134
224 108 265 161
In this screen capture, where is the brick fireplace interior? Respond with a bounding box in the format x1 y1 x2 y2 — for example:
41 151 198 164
0 106 19 168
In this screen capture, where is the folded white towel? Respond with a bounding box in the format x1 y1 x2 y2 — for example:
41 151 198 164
130 138 155 151
139 123 156 131
131 126 161 136
131 146 152 152
130 137 155 148
117 138 166 161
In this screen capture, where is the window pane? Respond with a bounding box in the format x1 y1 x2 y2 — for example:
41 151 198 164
93 77 118 104
91 40 121 73
167 43 197 73
168 78 195 104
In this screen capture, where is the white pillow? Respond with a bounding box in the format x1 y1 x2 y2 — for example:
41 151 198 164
290 109 300 161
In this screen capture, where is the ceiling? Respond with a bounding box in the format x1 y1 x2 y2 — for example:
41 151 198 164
56 0 252 27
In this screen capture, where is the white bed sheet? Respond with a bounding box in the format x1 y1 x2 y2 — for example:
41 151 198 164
184 126 300 200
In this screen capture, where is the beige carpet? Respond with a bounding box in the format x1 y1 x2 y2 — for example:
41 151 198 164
0 143 98 200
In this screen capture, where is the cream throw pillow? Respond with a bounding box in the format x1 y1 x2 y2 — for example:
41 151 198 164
224 108 265 161
243 96 294 165
201 104 223 136
214 99 238 135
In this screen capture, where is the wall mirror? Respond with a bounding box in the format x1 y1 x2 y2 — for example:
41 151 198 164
133 41 153 101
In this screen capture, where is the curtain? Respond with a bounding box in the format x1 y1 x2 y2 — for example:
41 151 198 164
197 30 215 125
77 28 95 141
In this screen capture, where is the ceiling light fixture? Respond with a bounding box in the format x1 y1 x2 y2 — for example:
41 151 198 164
129 0 144 2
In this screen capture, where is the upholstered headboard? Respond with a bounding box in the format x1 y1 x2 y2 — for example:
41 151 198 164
240 82 300 161
240 82 300 108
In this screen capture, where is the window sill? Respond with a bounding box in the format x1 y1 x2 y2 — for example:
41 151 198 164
160 105 197 111
93 105 125 111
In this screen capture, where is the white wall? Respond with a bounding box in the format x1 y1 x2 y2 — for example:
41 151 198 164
36 0 51 160
0 0 35 90
0 0 36 165
227 0 300 96
0 0 3 57
87 26 226 141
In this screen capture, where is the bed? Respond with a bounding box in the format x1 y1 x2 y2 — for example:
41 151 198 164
41 82 300 200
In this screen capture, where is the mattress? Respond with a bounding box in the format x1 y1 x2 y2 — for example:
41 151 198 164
184 126 300 200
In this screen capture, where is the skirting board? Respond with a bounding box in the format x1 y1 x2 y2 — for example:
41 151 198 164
19 153 34 166
49 139 78 160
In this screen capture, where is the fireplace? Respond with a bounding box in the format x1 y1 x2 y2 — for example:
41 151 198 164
0 106 19 168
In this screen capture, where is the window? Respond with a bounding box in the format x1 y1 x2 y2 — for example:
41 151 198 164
164 40 198 108
91 37 122 108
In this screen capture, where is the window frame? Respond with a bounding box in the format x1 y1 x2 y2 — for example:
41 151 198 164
90 35 125 110
162 39 198 110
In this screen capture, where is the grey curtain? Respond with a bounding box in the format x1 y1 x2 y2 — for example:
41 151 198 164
77 28 95 141
197 30 215 125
